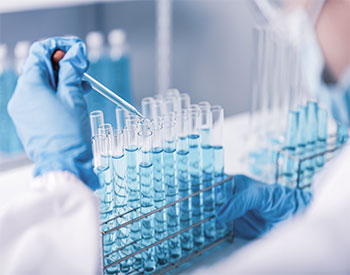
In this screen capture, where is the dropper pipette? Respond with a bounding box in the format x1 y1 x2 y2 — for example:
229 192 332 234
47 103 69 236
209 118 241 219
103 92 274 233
52 50 144 118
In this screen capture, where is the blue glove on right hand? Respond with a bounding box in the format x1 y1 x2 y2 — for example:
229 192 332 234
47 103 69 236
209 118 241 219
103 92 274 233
217 175 312 239
8 37 99 190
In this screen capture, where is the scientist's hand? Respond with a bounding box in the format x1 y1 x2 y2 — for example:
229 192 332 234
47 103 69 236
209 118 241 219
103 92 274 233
8 37 99 190
217 175 312 239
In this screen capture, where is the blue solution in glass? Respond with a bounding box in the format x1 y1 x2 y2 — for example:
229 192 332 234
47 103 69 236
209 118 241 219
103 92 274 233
304 102 318 185
126 145 142 270
164 141 182 260
177 138 193 253
213 145 226 238
296 105 307 186
189 134 204 248
139 160 156 274
112 153 132 273
201 128 216 242
336 123 349 146
152 147 168 265
282 110 299 187
316 109 328 169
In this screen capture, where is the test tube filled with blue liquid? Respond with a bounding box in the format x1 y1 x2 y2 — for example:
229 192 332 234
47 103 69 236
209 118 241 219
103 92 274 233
336 123 349 146
296 105 307 183
211 105 226 238
304 101 318 185
176 109 193 253
151 117 168 266
188 105 204 248
282 110 299 187
316 108 328 168
138 120 156 273
125 123 142 270
163 116 182 260
111 129 132 273
200 105 216 242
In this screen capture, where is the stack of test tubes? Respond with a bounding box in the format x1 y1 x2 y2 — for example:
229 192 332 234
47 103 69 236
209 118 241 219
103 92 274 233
90 89 233 274
276 101 349 189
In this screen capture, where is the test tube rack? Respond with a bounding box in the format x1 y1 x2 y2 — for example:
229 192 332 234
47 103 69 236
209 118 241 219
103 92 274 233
101 175 234 274
275 134 349 189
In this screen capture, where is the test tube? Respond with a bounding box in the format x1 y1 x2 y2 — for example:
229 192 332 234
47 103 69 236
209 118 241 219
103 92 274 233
98 123 113 155
126 114 140 129
176 109 193 253
200 106 215 242
115 106 126 131
111 129 132 273
138 121 156 273
90 110 104 138
336 123 349 146
188 104 204 248
125 124 142 270
296 105 307 185
316 108 328 168
180 93 191 110
154 98 166 122
211 105 226 238
164 95 180 115
141 97 155 120
282 110 299 187
151 118 168 266
163 115 182 260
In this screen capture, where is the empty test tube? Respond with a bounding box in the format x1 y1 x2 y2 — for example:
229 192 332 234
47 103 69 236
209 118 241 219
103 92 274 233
138 121 156 273
176 109 193 253
115 106 126 131
211 105 226 238
90 110 104 138
98 123 113 155
180 93 191 110
163 116 182 260
142 97 155 120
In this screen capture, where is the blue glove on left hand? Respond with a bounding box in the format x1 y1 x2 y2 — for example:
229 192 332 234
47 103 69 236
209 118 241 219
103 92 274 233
217 175 312 239
8 37 99 190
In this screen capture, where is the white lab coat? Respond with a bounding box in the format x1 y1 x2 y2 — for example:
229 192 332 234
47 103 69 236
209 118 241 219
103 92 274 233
0 171 101 275
1 146 349 274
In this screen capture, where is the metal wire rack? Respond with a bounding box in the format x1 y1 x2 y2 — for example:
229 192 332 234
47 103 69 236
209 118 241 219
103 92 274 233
101 175 234 274
275 134 349 189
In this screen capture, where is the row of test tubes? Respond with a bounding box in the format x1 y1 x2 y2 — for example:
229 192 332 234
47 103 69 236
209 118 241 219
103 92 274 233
281 100 349 189
90 89 227 274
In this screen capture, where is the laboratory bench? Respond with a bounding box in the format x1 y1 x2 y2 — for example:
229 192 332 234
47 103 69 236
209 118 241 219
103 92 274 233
0 112 252 274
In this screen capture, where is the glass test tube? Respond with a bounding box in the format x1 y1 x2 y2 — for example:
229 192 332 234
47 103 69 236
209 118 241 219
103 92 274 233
316 108 328 168
125 124 142 270
141 97 155 120
296 105 307 184
282 110 299 187
200 105 216 242
90 110 104 138
188 104 204 248
98 123 113 155
176 109 193 253
138 121 156 273
115 106 126 131
211 105 226 238
151 119 168 266
111 129 132 273
304 101 318 187
163 116 182 260
180 93 191 110
336 123 349 146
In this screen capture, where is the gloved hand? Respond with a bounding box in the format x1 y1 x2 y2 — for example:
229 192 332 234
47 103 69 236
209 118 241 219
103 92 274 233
217 175 312 239
8 37 99 190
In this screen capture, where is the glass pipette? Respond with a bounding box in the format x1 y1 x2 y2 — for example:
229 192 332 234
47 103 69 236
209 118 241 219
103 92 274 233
52 50 144 118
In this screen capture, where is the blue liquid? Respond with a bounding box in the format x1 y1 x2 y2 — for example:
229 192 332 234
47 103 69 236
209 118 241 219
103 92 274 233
189 134 204 248
164 143 182 260
177 146 193 253
126 146 142 270
152 147 168 265
296 106 307 186
112 154 132 273
139 161 156 274
316 109 328 168
213 145 226 238
201 128 215 241
337 123 349 146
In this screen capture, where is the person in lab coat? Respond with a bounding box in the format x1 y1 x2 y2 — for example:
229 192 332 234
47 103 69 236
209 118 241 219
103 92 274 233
0 1 349 275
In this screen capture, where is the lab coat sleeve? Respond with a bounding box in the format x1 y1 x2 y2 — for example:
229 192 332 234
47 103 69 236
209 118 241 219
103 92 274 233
0 171 101 275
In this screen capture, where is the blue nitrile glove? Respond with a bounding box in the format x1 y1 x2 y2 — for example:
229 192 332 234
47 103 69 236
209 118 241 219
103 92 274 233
8 37 99 190
217 175 312 239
